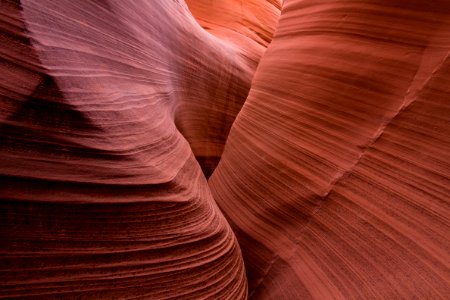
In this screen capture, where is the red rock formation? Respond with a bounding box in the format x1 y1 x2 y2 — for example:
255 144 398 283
0 0 276 298
1 0 450 299
186 0 281 56
210 0 450 298
182 0 280 176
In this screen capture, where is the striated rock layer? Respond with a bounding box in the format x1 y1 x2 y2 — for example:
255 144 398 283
1 0 450 299
186 0 281 63
183 0 280 176
210 0 450 298
0 0 278 298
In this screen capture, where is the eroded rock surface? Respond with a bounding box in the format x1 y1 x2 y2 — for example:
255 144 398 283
0 0 278 298
1 0 449 299
210 0 450 298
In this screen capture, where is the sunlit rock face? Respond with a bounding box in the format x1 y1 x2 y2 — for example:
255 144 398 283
1 0 449 299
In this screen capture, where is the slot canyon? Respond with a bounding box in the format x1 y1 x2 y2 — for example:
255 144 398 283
1 0 449 299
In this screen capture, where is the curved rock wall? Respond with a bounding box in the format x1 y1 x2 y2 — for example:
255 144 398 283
1 0 449 299
182 0 280 176
210 0 450 298
0 0 278 298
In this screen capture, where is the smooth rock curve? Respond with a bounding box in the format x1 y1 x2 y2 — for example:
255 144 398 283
0 0 277 298
210 0 450 298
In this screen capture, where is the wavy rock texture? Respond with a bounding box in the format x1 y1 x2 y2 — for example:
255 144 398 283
0 0 278 298
186 0 281 65
210 0 450 298
186 0 281 46
184 0 281 177
1 0 450 299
